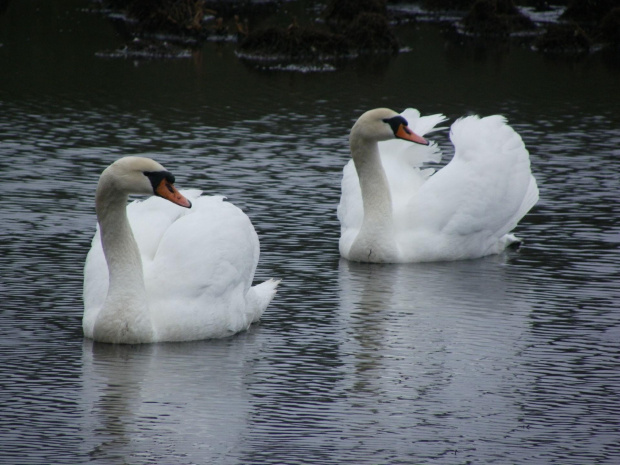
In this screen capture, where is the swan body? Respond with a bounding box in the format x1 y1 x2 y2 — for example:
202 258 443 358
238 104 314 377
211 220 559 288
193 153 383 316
338 108 539 263
83 156 279 344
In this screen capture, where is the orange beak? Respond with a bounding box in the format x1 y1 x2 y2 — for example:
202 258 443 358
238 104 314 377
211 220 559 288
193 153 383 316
155 179 192 208
396 123 428 145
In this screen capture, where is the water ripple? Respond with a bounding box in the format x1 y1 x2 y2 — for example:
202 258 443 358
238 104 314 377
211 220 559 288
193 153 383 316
1 15 620 462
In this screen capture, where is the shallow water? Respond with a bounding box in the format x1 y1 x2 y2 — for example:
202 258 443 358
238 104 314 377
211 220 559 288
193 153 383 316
1 1 619 464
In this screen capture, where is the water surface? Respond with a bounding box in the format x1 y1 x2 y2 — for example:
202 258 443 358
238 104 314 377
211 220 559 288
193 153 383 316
1 1 619 464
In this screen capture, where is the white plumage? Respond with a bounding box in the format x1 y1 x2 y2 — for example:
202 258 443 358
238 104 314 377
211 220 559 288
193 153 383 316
338 108 539 263
83 156 278 344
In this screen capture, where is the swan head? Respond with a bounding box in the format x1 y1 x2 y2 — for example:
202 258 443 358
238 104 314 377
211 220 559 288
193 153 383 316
98 156 191 208
350 108 428 145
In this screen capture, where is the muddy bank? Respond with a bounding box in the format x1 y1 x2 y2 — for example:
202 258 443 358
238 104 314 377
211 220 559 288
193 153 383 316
92 0 620 65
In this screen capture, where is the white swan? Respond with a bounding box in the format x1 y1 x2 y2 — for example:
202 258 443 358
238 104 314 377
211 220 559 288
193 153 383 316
338 108 539 263
83 156 279 344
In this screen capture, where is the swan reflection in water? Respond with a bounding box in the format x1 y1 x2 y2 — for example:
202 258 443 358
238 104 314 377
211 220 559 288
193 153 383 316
80 337 256 462
79 253 538 462
336 255 536 444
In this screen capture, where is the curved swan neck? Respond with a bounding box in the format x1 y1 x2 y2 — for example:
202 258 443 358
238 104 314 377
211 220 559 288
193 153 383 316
96 181 145 292
350 137 394 225
93 174 153 343
349 135 399 262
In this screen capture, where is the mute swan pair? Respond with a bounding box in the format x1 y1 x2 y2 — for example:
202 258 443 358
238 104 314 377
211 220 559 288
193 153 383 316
338 108 538 263
83 108 538 343
83 156 279 344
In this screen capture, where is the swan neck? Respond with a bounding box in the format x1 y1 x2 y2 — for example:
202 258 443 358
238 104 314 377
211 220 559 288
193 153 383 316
350 138 394 225
96 187 144 290
93 177 153 343
348 136 399 262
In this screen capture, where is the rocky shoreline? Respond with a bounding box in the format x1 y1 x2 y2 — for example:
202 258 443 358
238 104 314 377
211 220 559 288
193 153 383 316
91 0 620 67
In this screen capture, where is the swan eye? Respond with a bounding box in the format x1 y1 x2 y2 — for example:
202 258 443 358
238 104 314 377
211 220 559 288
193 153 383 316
143 170 176 194
383 115 410 136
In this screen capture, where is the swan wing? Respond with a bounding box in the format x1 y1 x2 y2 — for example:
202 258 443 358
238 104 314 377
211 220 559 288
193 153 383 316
144 195 270 341
402 115 539 259
128 189 202 261
82 229 108 335
337 159 364 256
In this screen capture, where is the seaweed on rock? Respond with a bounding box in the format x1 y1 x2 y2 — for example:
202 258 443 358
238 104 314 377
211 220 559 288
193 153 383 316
534 22 592 53
600 7 620 46
237 26 349 62
324 0 387 24
561 0 620 24
461 0 536 37
345 12 399 54
237 0 399 67
113 0 209 35
422 0 475 10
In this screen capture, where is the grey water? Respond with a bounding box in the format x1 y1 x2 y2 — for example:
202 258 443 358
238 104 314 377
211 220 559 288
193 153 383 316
1 1 619 464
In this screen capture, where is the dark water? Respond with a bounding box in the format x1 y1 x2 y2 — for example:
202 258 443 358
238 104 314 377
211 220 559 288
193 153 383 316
1 1 620 464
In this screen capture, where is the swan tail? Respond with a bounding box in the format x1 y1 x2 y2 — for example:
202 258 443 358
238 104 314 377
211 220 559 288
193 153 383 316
491 233 523 255
247 278 280 323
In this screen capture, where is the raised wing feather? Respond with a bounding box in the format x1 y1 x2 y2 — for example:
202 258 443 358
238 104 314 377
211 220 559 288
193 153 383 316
404 115 539 256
